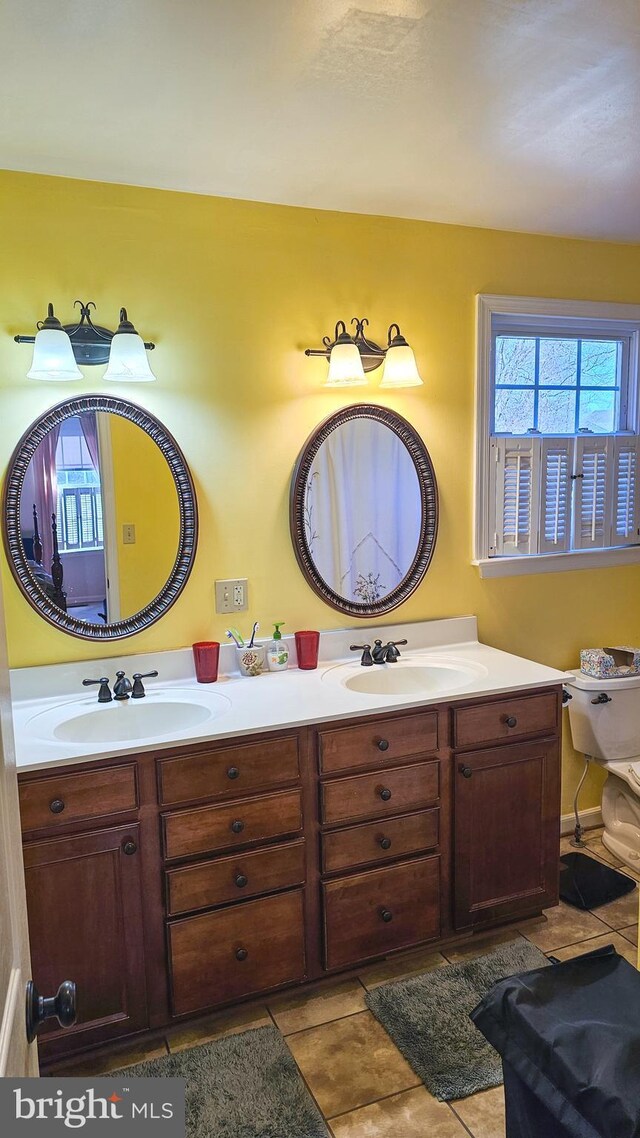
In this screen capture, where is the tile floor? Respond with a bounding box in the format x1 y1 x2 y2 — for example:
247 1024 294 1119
56 827 639 1138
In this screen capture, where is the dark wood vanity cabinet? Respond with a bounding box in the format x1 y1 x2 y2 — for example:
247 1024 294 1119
452 692 562 930
18 685 562 1064
453 738 560 929
22 824 148 1052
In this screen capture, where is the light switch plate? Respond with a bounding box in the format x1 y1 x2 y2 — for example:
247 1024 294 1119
122 524 136 545
215 578 248 614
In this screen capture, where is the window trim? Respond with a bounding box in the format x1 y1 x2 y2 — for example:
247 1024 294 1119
475 295 640 576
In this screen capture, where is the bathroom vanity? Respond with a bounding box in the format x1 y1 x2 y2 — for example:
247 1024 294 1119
13 624 566 1065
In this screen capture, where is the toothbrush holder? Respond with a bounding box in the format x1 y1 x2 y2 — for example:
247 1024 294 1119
236 644 266 677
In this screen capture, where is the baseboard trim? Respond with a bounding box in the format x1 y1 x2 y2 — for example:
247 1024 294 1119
561 806 602 836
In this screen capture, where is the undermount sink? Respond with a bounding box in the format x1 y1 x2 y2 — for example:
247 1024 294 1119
26 687 231 746
325 656 488 698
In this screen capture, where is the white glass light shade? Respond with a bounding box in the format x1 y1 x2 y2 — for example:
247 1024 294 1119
379 343 423 388
26 328 82 381
325 341 367 387
104 332 156 382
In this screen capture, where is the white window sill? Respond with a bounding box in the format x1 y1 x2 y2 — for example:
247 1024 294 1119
473 546 640 578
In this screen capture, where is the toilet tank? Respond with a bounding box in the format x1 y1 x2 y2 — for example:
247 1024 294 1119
566 671 640 762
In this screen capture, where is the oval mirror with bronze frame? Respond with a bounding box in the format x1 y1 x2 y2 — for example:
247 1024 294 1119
290 403 438 617
3 395 198 641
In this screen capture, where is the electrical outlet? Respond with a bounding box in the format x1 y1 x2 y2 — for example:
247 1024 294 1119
122 524 136 545
215 578 248 614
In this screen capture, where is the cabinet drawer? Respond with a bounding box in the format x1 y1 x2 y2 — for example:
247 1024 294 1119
323 856 440 970
19 765 138 833
158 736 300 806
322 809 439 874
319 711 438 774
321 762 439 826
169 889 306 1016
453 691 559 749
162 789 302 861
166 838 306 915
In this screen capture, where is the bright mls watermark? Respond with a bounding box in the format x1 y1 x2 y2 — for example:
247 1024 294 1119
1 1078 185 1136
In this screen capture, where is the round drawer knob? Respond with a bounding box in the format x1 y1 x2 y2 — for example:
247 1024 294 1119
231 820 245 834
377 738 390 752
379 837 392 850
49 799 65 814
380 909 393 923
379 787 392 802
227 767 240 780
459 765 473 779
235 873 248 888
503 715 517 728
235 947 248 962
122 840 137 856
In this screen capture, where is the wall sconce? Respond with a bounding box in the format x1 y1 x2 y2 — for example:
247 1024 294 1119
305 317 423 389
15 301 156 382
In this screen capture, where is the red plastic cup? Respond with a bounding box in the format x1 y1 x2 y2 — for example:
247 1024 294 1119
295 630 320 670
192 641 220 683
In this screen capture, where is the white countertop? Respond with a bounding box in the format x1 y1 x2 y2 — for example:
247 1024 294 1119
10 617 572 772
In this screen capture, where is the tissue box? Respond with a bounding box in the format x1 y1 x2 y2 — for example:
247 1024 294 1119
580 646 640 678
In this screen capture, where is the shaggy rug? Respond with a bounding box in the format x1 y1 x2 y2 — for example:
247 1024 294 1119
365 936 549 1101
114 1025 329 1138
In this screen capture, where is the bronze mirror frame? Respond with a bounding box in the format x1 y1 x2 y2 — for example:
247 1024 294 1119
2 394 198 641
290 403 438 617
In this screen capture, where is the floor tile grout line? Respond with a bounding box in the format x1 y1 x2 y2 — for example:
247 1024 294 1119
447 1099 477 1138
517 924 621 954
282 1005 375 1039
323 1078 425 1124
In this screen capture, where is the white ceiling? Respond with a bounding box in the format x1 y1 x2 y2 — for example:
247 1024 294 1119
1 0 640 241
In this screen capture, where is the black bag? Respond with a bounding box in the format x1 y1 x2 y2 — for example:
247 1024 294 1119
471 945 640 1138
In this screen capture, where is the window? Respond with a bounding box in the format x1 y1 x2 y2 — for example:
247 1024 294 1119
475 296 640 576
55 417 104 552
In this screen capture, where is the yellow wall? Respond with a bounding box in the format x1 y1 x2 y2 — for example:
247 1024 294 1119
106 414 181 618
1 169 639 815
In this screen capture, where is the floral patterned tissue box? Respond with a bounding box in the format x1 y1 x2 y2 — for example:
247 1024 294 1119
580 646 640 678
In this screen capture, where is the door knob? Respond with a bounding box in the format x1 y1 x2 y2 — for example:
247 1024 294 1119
380 909 393 923
25 979 77 1043
459 764 473 778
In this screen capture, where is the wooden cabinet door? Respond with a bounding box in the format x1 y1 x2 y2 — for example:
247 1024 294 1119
454 739 560 930
22 824 148 1058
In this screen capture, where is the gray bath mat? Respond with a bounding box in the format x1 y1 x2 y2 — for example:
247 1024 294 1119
365 936 549 1101
114 1025 329 1138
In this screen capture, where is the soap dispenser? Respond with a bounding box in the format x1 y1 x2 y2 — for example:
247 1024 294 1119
267 622 289 672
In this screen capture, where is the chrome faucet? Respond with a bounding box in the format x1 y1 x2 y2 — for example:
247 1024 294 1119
372 638 408 664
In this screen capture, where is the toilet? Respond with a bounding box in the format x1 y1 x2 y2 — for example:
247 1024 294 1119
567 671 640 871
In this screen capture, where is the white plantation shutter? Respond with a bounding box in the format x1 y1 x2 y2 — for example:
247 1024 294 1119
572 436 613 550
612 437 640 546
491 437 540 555
539 438 572 554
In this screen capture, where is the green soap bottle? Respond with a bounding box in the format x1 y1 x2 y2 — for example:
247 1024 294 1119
267 622 289 672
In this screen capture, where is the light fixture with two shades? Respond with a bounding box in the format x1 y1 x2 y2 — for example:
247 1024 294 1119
15 300 156 382
304 317 423 389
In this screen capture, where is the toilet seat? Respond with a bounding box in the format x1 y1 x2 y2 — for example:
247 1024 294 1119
603 757 640 793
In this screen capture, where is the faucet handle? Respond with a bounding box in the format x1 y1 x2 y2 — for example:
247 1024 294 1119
131 670 159 699
350 644 373 667
82 677 112 703
390 639 408 648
